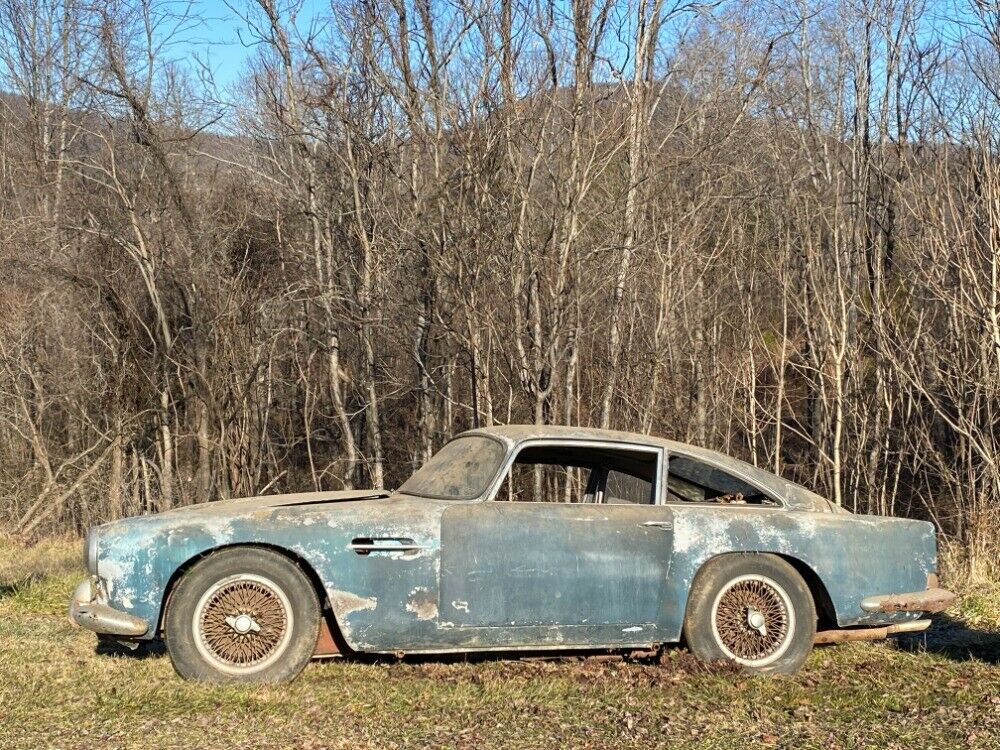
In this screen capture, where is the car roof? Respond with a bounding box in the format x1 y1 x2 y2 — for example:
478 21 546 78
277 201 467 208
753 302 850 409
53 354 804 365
465 424 732 463
460 424 833 512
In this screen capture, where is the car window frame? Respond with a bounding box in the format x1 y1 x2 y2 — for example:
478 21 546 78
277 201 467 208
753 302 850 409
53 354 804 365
482 438 665 506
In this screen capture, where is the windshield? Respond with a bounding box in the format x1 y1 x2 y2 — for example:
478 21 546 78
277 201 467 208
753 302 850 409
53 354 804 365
398 436 507 500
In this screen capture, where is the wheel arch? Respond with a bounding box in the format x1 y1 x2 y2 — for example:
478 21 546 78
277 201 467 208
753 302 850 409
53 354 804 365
156 542 350 653
774 553 837 628
683 551 837 629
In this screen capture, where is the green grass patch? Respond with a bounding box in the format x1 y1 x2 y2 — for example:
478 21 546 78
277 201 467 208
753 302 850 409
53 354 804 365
0 539 997 749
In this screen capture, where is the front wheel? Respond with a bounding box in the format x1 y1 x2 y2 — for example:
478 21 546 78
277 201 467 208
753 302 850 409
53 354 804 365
164 547 320 683
683 554 816 674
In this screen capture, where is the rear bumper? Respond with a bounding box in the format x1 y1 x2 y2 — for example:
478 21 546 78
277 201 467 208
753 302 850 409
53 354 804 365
68 577 149 637
860 587 956 614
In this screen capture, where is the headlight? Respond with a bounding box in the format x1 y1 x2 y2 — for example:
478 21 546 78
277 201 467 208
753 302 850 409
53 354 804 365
84 529 99 574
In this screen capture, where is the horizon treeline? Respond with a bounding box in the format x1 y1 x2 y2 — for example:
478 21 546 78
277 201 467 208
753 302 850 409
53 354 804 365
0 0 997 573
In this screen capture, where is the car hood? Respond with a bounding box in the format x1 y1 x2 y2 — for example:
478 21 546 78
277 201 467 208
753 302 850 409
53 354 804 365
91 490 396 539
151 488 392 520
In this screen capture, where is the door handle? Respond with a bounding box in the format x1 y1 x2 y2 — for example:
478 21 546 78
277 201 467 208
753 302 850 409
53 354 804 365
350 537 430 555
641 520 672 529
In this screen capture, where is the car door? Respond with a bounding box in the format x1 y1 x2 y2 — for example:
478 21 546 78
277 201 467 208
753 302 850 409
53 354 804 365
437 440 674 647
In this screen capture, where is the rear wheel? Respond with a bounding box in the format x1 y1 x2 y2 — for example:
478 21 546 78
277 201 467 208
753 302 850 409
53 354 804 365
683 554 815 674
164 547 319 683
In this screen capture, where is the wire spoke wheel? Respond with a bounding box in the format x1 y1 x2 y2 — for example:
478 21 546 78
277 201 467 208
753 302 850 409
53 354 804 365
193 574 293 673
711 574 794 666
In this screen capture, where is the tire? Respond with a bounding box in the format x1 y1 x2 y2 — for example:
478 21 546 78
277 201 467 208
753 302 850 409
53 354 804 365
682 553 816 674
164 547 320 683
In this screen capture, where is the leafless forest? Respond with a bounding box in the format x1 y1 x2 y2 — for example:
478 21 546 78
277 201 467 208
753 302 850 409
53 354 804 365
0 0 997 572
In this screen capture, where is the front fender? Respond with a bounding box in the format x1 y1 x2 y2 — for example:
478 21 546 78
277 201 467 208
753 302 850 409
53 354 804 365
92 495 450 651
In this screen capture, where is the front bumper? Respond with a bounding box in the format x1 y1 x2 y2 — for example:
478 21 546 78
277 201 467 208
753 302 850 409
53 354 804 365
68 577 149 637
860 586 956 614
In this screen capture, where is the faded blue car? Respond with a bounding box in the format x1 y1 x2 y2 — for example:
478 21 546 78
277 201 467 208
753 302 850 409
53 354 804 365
70 425 955 681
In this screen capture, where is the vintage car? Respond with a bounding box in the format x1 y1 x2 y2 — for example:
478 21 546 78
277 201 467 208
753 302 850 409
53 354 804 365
70 425 955 682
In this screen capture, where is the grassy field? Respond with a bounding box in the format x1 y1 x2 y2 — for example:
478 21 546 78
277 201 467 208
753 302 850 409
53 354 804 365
0 538 997 750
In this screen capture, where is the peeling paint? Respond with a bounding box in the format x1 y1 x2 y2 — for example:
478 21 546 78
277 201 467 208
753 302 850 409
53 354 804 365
197 517 235 544
328 589 377 616
406 588 438 620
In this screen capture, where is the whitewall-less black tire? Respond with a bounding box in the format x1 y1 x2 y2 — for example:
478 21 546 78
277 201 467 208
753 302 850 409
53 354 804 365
682 553 816 674
164 547 320 683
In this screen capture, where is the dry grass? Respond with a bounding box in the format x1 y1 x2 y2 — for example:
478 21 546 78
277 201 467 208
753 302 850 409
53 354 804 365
0 538 998 750
0 533 80 585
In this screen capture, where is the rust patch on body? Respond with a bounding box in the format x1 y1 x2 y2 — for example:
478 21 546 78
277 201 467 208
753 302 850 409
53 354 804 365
814 618 930 643
406 588 438 620
313 619 341 657
861 587 955 614
329 589 377 616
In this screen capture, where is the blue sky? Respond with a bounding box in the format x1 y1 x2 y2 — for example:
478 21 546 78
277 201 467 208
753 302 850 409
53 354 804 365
182 0 264 90
173 0 980 122
179 0 326 91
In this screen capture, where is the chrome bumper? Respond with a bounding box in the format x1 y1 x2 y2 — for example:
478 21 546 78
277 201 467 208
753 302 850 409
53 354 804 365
860 586 956 614
69 577 149 637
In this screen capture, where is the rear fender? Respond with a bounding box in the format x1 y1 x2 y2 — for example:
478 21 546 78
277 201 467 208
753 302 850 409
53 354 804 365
665 507 937 638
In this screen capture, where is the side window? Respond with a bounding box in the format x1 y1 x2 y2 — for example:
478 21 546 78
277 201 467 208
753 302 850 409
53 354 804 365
493 443 658 505
499 463 592 503
666 455 777 506
604 470 652 505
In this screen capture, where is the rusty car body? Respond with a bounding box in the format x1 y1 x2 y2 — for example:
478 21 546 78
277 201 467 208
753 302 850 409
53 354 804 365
70 425 955 681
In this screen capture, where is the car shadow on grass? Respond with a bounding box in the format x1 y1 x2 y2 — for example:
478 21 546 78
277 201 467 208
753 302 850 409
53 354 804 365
892 615 1000 664
345 645 743 677
354 647 655 666
95 637 167 659
88 617 1000 668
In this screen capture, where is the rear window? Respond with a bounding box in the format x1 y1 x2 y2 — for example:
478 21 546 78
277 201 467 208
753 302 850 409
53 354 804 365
667 455 776 505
